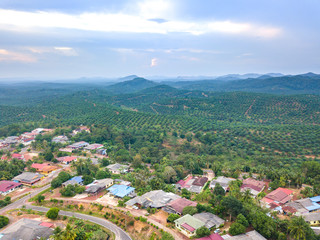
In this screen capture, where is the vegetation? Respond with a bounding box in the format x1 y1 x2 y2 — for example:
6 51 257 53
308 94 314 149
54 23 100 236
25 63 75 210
0 216 9 229
46 207 60 220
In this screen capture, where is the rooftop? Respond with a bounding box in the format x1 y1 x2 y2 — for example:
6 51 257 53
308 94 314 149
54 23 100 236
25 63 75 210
196 233 224 240
0 181 22 192
13 172 44 183
107 184 135 198
303 212 320 222
193 212 225 229
175 214 205 232
166 197 197 214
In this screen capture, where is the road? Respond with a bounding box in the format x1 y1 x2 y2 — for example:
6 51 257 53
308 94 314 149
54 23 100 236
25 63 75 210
0 184 132 240
27 205 131 240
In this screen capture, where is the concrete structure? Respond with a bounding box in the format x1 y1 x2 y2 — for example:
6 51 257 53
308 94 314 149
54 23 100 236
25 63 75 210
174 214 205 238
202 169 215 181
284 196 320 215
193 212 225 229
67 141 89 150
209 176 235 191
56 156 77 164
303 212 320 226
52 135 69 144
0 218 53 240
262 187 293 208
126 190 181 209
13 172 44 186
222 230 266 240
0 181 22 195
86 178 114 195
163 198 197 215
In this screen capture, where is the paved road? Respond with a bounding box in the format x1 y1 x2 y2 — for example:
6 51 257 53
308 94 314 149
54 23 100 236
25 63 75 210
27 205 131 240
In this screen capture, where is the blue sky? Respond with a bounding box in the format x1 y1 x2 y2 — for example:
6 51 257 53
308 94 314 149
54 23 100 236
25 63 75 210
0 0 319 79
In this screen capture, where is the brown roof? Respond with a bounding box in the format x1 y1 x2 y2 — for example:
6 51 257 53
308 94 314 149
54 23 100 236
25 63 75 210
193 177 208 187
166 198 197 214
264 188 292 204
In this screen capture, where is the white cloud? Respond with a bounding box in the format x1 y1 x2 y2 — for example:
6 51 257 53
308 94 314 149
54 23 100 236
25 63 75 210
138 0 173 19
27 46 77 56
0 49 36 62
0 9 282 38
151 58 158 67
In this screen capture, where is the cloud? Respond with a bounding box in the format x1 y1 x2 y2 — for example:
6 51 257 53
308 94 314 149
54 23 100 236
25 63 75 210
27 46 77 56
0 8 281 38
150 58 158 67
0 49 36 62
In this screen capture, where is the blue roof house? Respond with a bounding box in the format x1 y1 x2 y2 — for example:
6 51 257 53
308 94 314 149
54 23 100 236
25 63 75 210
107 184 135 198
62 176 83 187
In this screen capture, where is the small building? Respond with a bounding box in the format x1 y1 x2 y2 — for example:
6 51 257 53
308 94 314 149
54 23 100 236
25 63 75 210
262 187 293 208
107 163 129 174
174 214 205 238
176 175 208 193
52 135 69 144
30 163 57 175
13 172 44 186
56 156 77 165
67 141 89 150
12 153 25 161
86 178 114 195
240 178 265 197
196 233 224 240
209 176 235 191
193 212 225 229
84 144 104 151
223 230 266 240
284 196 320 215
107 184 135 198
62 176 83 187
126 190 181 209
72 126 90 135
96 148 107 155
163 198 197 215
202 169 215 181
0 181 22 195
303 212 320 226
0 218 53 240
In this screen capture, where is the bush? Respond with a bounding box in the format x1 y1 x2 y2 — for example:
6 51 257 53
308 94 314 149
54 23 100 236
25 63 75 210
182 206 197 216
196 226 210 238
46 207 59 220
229 222 246 236
167 214 180 223
0 216 9 228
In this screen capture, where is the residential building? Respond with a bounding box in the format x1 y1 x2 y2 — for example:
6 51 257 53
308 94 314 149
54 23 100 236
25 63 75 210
52 135 69 144
56 156 77 165
303 212 320 226
222 230 266 240
174 214 206 237
196 233 224 240
96 148 107 155
62 176 83 187
13 172 44 186
12 153 25 160
67 141 89 150
202 169 215 181
107 184 135 198
86 178 114 195
176 175 208 193
126 190 181 209
107 163 129 174
240 178 265 197
84 144 103 150
30 163 57 175
0 218 53 240
262 187 293 208
163 198 197 215
209 176 235 191
72 126 90 135
193 212 225 229
283 196 320 215
0 181 22 195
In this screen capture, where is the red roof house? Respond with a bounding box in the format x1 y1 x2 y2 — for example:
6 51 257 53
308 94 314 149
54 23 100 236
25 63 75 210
196 233 224 240
0 180 22 195
164 198 197 214
262 187 293 207
240 178 265 196
56 156 77 164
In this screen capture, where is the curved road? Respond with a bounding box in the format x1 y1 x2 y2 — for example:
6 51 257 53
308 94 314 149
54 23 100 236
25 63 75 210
0 185 131 240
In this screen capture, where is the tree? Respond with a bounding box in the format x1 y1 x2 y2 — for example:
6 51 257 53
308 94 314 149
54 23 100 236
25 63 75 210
95 170 111 179
46 207 59 220
213 183 225 196
196 226 210 238
163 166 177 183
83 175 94 185
167 214 180 223
182 206 197 216
181 188 191 199
236 214 249 227
36 194 45 204
288 217 308 240
91 230 109 240
221 196 244 220
229 222 246 236
0 215 9 228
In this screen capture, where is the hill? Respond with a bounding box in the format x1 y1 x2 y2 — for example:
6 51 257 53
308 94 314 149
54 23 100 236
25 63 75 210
105 77 158 94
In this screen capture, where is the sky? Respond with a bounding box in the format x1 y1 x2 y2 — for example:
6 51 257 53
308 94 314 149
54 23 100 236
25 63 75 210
0 0 319 79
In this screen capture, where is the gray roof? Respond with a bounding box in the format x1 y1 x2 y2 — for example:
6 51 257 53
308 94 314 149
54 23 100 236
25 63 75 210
13 172 44 184
126 190 181 208
210 176 235 189
303 212 320 222
0 218 53 240
85 184 105 194
107 163 129 171
224 230 266 240
193 212 225 229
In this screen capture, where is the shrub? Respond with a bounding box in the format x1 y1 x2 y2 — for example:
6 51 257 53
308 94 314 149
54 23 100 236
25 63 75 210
46 207 59 220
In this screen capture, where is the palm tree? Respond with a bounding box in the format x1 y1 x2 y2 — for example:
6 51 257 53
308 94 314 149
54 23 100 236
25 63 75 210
241 189 253 202
288 216 307 240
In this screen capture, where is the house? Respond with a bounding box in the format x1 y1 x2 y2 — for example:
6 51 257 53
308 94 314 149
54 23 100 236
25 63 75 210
0 181 22 195
67 141 89 150
84 144 103 151
262 187 293 208
202 169 215 181
240 178 265 197
163 198 197 215
86 178 114 195
72 126 90 135
196 233 224 240
13 172 44 186
174 214 205 237
57 156 77 165
30 163 57 175
193 212 225 229
62 176 83 187
176 175 208 193
284 196 320 215
209 176 235 191
126 190 181 209
0 218 53 240
52 135 69 144
12 153 25 160
96 148 107 155
222 230 266 240
303 212 320 226
3 136 19 145
107 184 135 198
107 163 129 174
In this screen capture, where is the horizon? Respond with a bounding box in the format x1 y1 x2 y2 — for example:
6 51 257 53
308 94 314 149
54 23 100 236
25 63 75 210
0 0 319 79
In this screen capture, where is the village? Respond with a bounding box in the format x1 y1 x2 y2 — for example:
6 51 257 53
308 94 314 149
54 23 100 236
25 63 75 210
0 126 319 240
